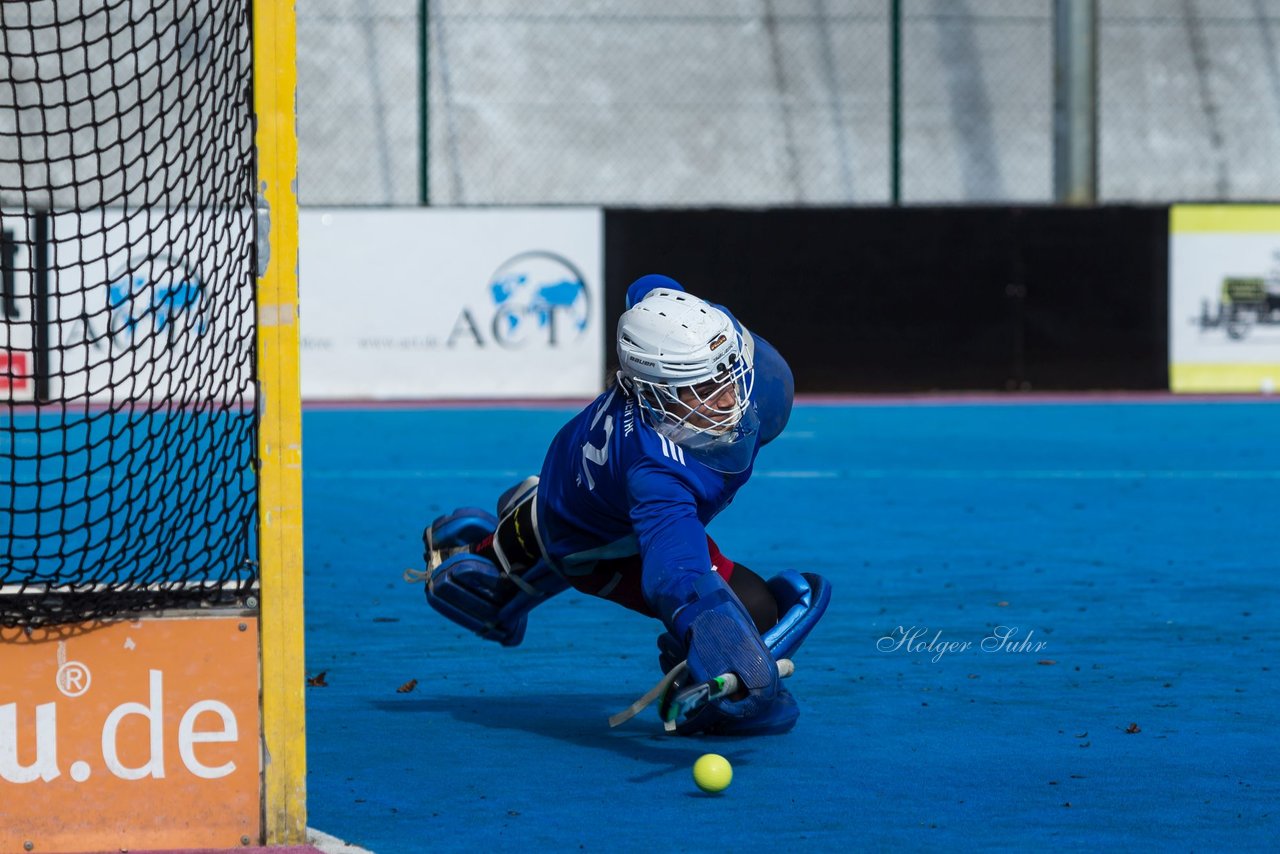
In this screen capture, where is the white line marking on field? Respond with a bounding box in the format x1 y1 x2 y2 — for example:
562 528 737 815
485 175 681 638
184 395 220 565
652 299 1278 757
308 470 523 480
309 827 375 854
756 469 1280 480
307 468 1280 481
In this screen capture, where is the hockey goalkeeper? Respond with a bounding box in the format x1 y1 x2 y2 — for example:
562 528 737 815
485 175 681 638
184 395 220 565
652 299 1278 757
413 274 830 735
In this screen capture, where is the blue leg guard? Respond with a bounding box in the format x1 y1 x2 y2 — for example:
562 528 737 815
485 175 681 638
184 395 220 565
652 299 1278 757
420 478 560 647
657 570 831 735
762 570 833 660
425 552 567 647
423 506 498 557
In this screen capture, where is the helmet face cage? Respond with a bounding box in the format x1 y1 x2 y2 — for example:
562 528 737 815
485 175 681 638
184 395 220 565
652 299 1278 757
630 334 755 444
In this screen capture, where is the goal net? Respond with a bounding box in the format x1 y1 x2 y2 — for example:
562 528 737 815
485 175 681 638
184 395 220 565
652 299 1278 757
1 0 258 626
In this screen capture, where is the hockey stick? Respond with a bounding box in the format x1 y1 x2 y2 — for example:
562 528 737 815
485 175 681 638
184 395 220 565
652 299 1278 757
661 658 794 732
607 658 794 729
608 661 688 728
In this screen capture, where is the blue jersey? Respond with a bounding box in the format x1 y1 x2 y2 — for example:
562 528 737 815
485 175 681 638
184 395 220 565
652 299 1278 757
536 327 793 628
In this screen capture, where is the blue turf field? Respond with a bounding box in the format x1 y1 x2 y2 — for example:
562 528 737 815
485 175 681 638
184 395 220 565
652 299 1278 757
302 401 1278 852
4 408 255 588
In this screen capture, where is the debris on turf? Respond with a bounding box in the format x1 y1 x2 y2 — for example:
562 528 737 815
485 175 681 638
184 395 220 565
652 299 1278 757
307 670 329 687
1125 722 1141 733
397 679 419 693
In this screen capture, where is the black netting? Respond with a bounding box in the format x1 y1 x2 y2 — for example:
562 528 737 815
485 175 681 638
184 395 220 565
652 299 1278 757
1 1 258 626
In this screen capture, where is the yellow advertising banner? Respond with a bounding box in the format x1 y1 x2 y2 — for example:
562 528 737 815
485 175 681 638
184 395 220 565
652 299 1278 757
1169 204 1280 393
0 616 261 851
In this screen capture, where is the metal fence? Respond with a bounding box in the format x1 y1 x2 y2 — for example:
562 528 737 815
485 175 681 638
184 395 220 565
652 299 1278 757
296 0 1280 207
0 0 252 210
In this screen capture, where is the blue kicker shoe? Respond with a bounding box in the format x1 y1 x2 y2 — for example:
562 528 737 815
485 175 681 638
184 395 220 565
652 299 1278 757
422 507 498 571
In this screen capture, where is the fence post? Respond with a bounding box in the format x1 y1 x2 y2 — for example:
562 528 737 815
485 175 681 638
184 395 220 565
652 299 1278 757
419 0 431 205
1053 0 1098 204
890 0 902 205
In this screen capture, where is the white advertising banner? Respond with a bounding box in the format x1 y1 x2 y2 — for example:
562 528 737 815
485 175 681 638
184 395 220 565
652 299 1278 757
299 208 603 399
45 207 254 402
1169 205 1280 393
1 212 36 401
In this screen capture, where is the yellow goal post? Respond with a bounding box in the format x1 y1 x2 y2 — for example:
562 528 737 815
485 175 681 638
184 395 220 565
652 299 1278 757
254 0 306 843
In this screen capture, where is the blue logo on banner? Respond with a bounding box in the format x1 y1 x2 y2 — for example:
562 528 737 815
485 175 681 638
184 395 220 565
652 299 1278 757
107 255 207 341
448 251 591 349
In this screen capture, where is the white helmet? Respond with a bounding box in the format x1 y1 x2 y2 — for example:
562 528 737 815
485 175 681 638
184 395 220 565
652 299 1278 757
617 288 757 468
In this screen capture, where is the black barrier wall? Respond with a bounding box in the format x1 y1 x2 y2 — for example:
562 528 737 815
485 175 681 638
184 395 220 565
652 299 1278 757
604 207 1169 392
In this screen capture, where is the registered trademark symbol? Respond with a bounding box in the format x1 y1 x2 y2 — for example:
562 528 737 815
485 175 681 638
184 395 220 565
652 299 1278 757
56 660 92 698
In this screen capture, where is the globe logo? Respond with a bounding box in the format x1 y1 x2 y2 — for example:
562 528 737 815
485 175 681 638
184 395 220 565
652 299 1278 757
106 254 207 342
487 252 590 347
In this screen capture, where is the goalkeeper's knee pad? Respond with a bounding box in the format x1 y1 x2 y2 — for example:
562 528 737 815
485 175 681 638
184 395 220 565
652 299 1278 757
496 475 539 518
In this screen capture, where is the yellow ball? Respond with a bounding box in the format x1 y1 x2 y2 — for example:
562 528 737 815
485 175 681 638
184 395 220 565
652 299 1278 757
692 753 733 793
